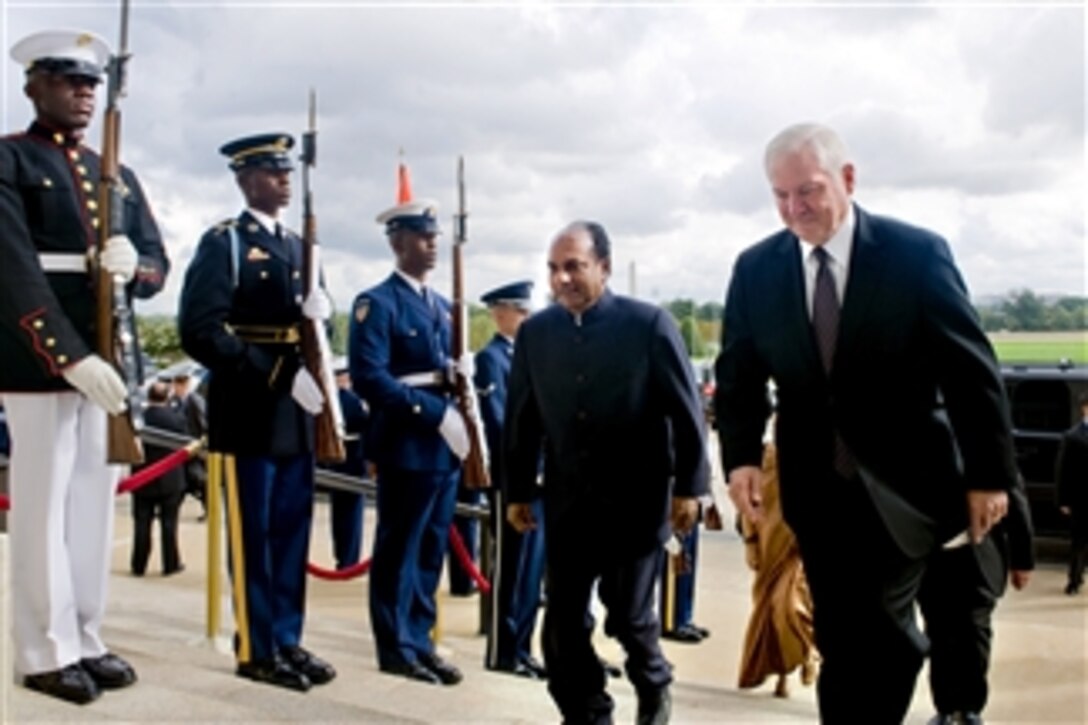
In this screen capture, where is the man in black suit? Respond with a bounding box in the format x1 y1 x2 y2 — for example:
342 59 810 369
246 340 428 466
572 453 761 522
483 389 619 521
1056 391 1088 595
505 221 709 725
715 123 1017 723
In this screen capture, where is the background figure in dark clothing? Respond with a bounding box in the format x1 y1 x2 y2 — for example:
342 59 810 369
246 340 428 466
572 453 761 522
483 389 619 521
505 221 710 725
1056 392 1088 595
169 367 207 519
323 362 368 571
131 382 189 576
918 475 1034 725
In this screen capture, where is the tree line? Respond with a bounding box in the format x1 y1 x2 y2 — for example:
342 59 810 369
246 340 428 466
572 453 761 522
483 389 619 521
136 290 1085 368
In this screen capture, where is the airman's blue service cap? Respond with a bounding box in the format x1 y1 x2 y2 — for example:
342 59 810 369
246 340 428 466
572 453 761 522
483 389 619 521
10 29 110 81
481 280 534 310
376 200 441 236
220 133 295 172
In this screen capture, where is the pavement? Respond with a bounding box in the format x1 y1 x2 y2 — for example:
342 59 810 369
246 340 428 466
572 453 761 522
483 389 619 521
6 461 1087 724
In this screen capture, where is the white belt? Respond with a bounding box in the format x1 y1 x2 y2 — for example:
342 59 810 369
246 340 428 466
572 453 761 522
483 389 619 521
39 252 90 273
397 371 446 387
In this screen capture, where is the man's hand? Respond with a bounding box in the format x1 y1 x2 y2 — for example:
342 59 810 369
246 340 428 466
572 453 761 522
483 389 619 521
967 489 1008 544
301 289 332 321
507 502 537 533
62 355 127 415
291 368 325 414
728 465 764 524
1010 569 1032 591
1060 505 1072 516
100 234 138 282
439 406 470 460
671 496 699 536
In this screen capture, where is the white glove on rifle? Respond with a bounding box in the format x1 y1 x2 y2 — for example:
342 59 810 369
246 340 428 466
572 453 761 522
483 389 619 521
291 368 325 415
302 289 332 321
100 234 138 282
62 355 127 415
448 353 475 381
439 406 471 461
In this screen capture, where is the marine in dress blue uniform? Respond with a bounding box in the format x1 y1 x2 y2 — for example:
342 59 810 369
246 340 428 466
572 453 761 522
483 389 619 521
178 133 335 692
0 29 168 705
348 197 468 686
476 281 547 679
505 222 710 724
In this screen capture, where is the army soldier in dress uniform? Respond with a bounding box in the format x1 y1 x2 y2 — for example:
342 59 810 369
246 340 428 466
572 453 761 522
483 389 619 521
178 133 336 692
349 197 470 686
0 29 169 705
476 281 547 680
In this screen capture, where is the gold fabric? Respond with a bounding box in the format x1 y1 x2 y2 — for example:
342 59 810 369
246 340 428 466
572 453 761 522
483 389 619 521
737 442 818 689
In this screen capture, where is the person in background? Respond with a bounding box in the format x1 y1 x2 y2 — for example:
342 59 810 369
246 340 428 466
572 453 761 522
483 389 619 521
1056 391 1088 596
476 280 547 680
1 28 168 704
505 221 709 725
321 358 368 571
131 381 188 577
918 473 1034 725
169 365 208 520
179 132 336 692
659 505 714 645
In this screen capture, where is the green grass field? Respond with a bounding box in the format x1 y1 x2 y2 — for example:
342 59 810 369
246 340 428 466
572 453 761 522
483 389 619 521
989 331 1087 365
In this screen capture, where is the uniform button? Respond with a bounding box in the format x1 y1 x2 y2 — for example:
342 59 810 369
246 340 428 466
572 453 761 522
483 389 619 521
57 354 68 364
412 404 422 414
408 329 418 337
292 271 301 279
68 150 79 161
43 177 54 188
260 271 268 279
45 337 56 348
86 200 98 210
53 132 64 145
33 319 44 329
77 164 89 176
91 217 100 228
82 181 94 192
295 295 303 304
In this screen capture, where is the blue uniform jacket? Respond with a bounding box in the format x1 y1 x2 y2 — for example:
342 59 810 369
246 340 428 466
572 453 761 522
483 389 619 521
348 273 458 472
474 333 513 484
178 211 312 457
505 290 710 553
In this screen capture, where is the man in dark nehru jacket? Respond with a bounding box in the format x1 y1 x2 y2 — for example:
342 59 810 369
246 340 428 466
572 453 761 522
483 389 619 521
349 194 470 686
505 221 709 725
178 133 336 692
0 29 168 704
476 281 547 680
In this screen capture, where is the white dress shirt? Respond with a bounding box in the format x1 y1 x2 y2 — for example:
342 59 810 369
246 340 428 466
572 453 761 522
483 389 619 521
797 205 856 319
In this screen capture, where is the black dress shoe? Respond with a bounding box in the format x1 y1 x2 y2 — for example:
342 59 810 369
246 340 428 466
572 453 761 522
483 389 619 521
419 652 463 685
600 658 622 678
689 623 710 639
1065 580 1082 595
520 655 548 679
379 660 441 685
163 563 186 577
489 661 543 680
281 646 336 685
236 656 311 692
636 688 671 725
25 664 101 705
661 624 704 643
81 653 138 689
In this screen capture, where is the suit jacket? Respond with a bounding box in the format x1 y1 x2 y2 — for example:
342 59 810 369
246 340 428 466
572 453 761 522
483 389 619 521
348 273 459 473
505 290 710 555
1056 422 1088 511
715 205 1018 557
0 121 168 391
178 211 312 456
475 332 513 484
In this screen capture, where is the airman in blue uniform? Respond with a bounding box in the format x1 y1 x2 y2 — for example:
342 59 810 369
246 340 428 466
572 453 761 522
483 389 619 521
349 196 469 686
178 133 336 692
476 281 548 680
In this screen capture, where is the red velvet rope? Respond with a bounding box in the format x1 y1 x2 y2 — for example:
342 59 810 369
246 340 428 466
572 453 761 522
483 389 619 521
447 523 492 595
306 558 372 580
0 443 195 511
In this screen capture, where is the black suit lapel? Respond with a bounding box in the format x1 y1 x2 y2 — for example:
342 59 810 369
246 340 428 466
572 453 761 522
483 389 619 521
837 206 885 368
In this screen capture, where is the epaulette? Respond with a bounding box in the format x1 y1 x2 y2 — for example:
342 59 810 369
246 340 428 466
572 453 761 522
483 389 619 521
212 218 239 234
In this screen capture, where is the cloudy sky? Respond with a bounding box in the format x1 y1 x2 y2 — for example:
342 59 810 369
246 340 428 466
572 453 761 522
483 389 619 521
3 1 1084 316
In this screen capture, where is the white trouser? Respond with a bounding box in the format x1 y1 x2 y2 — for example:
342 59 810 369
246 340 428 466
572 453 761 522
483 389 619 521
3 391 120 675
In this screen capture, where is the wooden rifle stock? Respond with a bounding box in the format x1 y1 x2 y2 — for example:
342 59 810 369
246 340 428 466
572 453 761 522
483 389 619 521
452 156 490 489
97 0 143 464
299 90 346 464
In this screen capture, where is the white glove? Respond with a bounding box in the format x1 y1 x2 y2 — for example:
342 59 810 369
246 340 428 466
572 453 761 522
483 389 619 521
439 406 471 461
302 289 331 321
61 354 127 415
448 353 475 381
291 368 324 414
100 234 138 282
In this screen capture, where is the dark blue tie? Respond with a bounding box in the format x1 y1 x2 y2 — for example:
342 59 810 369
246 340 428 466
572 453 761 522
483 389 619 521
812 246 856 477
